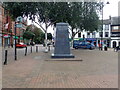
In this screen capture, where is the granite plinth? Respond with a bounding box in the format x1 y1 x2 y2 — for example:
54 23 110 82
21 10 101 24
51 54 75 58
51 22 74 58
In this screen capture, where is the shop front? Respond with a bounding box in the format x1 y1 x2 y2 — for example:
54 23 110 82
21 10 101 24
3 34 10 47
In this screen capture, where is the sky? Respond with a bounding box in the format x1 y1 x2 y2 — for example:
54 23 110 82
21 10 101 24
103 0 119 19
27 0 120 34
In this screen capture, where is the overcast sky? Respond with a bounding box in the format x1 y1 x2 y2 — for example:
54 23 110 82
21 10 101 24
103 0 119 19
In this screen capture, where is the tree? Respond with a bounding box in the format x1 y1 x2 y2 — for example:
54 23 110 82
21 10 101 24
23 30 35 40
23 24 45 44
3 2 103 48
33 26 45 44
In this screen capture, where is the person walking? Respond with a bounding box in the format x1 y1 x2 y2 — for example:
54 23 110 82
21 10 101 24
114 46 117 52
116 46 119 52
98 43 101 50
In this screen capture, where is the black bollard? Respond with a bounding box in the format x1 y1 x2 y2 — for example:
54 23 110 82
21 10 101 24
48 45 50 51
4 50 8 65
36 46 38 53
25 47 27 56
31 46 32 53
104 46 107 51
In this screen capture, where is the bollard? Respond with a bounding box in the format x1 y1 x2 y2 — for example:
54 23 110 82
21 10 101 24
36 46 38 53
25 47 27 56
4 50 8 65
48 45 50 51
31 46 32 53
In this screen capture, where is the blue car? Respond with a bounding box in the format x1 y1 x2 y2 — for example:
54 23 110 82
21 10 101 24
73 40 95 50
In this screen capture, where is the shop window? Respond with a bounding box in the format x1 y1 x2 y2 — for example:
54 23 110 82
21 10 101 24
113 41 116 48
99 32 103 37
105 32 109 37
119 42 120 46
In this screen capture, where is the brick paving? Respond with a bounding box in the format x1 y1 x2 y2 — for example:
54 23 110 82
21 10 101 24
2 45 45 64
2 48 118 88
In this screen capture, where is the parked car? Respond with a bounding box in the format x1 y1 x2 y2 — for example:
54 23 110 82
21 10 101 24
16 42 27 48
73 40 95 50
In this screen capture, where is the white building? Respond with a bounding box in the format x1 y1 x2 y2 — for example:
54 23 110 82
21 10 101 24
110 16 120 48
73 18 111 47
53 16 120 48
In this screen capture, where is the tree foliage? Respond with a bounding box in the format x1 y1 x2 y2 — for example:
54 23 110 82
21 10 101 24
23 30 35 40
23 25 45 44
3 2 102 39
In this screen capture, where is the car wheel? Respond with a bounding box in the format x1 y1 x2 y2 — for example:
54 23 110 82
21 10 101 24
75 47 78 49
89 47 92 50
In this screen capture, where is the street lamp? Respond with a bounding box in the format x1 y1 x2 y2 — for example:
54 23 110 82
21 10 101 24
14 16 23 60
14 21 17 60
101 1 110 51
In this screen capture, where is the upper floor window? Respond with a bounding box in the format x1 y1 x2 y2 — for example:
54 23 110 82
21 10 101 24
87 32 90 38
112 26 119 30
92 32 96 38
99 32 103 37
104 24 109 30
78 32 81 37
92 32 95 35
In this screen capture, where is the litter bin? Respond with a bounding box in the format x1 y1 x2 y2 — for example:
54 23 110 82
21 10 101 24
104 46 107 51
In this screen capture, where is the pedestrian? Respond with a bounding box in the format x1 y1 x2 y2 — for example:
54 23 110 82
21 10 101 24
114 46 116 52
11 43 13 48
116 46 119 52
98 43 101 50
104 44 107 51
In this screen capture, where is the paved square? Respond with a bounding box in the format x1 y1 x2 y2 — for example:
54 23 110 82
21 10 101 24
2 48 118 88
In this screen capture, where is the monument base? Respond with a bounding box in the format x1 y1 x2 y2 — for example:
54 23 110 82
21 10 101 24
51 54 75 58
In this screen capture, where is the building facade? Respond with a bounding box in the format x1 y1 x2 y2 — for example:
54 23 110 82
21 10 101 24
74 16 120 48
110 16 120 48
74 19 111 47
15 16 27 44
0 4 27 48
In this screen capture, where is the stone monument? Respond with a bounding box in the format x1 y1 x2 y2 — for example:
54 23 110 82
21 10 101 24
51 23 74 58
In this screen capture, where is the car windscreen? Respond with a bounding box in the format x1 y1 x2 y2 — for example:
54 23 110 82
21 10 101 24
73 40 80 44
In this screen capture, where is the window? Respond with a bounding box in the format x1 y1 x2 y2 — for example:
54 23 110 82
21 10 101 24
92 32 96 38
87 32 90 38
105 32 109 37
112 26 119 30
78 32 81 37
87 32 90 35
99 32 103 37
105 25 109 30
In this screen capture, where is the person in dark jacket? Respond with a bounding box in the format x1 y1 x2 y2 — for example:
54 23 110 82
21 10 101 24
116 46 119 52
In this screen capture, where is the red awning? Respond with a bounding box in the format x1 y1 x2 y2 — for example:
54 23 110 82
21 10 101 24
4 34 10 38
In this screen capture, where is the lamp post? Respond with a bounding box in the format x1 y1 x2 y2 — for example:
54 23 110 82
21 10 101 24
14 16 23 60
14 21 17 60
101 1 110 51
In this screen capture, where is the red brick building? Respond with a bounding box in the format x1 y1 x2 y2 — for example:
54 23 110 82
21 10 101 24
0 3 6 47
0 3 27 48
